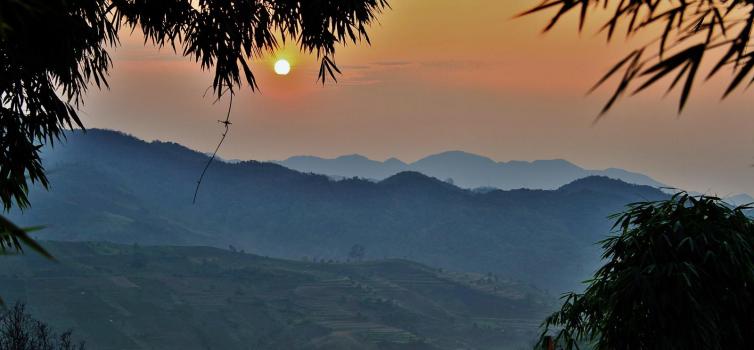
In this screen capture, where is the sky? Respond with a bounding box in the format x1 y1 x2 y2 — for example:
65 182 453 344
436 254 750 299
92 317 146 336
80 0 754 196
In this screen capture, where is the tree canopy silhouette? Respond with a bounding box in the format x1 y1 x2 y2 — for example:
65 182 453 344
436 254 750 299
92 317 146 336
537 193 754 350
522 0 754 114
0 302 86 349
0 0 389 254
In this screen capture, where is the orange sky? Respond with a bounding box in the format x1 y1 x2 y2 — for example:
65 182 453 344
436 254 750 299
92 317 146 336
80 0 754 196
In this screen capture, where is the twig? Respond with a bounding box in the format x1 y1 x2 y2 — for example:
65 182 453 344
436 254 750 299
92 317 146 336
193 92 233 204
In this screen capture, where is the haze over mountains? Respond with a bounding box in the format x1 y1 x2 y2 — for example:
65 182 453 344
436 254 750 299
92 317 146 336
9 129 670 293
277 152 667 190
278 152 754 205
722 193 754 207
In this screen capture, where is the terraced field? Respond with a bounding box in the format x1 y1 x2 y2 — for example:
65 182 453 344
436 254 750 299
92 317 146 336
0 242 553 349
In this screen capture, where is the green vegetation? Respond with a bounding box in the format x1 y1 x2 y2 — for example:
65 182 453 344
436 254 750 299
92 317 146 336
11 129 668 292
0 0 389 256
538 193 754 349
521 4 754 347
0 241 553 350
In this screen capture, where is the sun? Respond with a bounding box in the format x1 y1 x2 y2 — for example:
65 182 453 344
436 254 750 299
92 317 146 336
274 59 291 75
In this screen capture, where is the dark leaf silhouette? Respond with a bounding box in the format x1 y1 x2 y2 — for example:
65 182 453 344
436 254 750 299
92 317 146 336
536 193 754 349
522 0 754 114
0 214 51 259
0 302 86 348
633 44 705 111
0 0 389 255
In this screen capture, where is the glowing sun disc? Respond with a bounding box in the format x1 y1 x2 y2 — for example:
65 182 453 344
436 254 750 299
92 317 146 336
274 59 291 75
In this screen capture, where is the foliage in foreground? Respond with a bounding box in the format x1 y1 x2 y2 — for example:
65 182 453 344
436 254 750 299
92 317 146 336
0 302 85 350
0 0 389 250
538 193 754 350
523 1 754 114
0 216 51 303
0 215 49 258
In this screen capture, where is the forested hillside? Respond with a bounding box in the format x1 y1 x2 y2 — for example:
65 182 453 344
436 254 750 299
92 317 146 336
11 130 667 292
0 242 553 350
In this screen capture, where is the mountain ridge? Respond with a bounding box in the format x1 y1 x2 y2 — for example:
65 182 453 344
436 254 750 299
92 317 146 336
275 150 666 190
15 129 668 292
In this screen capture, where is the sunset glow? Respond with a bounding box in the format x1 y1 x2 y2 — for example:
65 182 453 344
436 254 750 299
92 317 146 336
8 2 754 348
85 1 754 196
274 59 291 75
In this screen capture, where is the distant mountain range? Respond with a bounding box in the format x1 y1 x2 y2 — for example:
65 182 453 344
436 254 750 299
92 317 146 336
722 193 754 207
11 129 670 292
276 151 667 190
277 152 754 205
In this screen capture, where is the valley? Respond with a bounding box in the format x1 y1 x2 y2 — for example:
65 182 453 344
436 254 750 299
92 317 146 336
0 242 552 350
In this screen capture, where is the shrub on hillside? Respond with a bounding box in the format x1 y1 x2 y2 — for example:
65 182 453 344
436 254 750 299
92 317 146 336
0 303 85 350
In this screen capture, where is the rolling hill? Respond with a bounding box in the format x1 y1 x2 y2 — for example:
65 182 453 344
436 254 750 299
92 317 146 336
0 241 553 350
10 129 668 292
